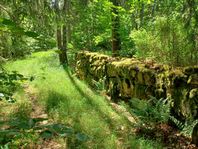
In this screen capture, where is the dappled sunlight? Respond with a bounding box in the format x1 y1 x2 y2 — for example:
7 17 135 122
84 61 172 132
2 0 197 147
4 50 195 148
4 51 135 148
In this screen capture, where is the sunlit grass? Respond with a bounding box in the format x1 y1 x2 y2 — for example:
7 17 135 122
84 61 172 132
4 50 163 148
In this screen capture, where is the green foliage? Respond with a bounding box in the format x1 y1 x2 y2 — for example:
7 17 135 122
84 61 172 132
181 120 198 137
0 119 89 147
0 0 55 58
130 15 198 66
0 70 27 102
127 0 198 66
169 115 186 130
130 97 171 125
119 49 136 58
128 135 163 149
169 117 198 136
0 87 89 148
130 29 154 58
0 18 38 38
1 0 198 66
0 17 39 58
4 50 148 148
129 96 198 141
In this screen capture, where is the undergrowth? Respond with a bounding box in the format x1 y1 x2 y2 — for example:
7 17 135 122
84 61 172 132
2 50 165 148
129 97 171 125
119 97 197 148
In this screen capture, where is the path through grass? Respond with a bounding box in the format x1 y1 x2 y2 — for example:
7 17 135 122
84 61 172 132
3 50 163 148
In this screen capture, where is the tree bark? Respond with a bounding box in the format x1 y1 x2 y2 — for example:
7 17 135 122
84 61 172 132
140 2 144 28
56 27 62 50
62 24 68 64
192 123 198 146
67 0 71 44
111 0 121 57
59 0 68 65
152 0 157 17
54 0 68 65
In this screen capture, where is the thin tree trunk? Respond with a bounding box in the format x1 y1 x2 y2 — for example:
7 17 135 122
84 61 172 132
60 0 68 65
152 0 157 17
57 27 62 50
67 0 71 44
140 2 144 28
192 123 198 146
55 0 66 64
55 0 68 65
56 26 63 63
62 24 68 64
111 0 121 57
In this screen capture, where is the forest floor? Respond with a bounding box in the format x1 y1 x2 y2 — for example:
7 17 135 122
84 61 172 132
1 50 197 149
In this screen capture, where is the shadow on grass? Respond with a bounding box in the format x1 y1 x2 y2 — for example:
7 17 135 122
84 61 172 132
0 91 89 148
45 91 70 113
62 65 127 129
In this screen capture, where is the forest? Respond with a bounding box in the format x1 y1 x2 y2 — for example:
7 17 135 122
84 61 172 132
0 0 198 148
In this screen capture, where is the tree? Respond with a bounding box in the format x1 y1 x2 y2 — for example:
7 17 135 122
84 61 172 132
192 123 198 146
111 0 121 57
54 0 68 65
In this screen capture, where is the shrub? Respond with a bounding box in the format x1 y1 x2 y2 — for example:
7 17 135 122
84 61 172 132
129 97 171 125
129 16 198 66
0 70 27 102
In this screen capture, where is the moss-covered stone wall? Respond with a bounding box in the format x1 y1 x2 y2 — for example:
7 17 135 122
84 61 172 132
76 51 198 121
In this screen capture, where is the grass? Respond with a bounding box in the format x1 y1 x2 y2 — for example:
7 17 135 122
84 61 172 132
2 50 163 148
0 88 39 148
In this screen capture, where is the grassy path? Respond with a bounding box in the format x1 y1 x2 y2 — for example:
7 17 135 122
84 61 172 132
2 51 162 149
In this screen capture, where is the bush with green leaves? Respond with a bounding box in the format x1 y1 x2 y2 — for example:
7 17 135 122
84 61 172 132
0 70 27 102
0 17 40 58
0 118 89 148
129 97 171 125
130 16 198 66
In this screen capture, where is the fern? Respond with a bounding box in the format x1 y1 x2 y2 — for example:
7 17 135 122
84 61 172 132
130 96 197 134
130 97 171 125
169 116 185 130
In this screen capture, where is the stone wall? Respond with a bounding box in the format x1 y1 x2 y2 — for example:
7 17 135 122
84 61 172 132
76 51 198 121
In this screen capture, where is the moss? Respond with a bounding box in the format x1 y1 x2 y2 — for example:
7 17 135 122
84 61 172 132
188 74 198 85
184 66 198 74
120 78 132 98
76 51 198 120
155 88 165 98
189 88 198 99
163 65 171 71
131 70 136 78
172 87 190 119
133 84 148 99
143 70 155 86
106 63 117 77
155 73 164 89
137 72 144 84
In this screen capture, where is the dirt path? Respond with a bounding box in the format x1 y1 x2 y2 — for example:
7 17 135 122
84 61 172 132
24 85 138 149
23 84 198 149
24 84 65 149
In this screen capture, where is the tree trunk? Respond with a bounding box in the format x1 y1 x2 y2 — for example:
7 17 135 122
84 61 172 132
152 0 157 17
62 24 68 64
140 2 144 28
56 26 63 63
111 0 121 57
67 0 71 44
192 123 198 146
55 0 68 65
59 0 68 65
56 27 62 50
